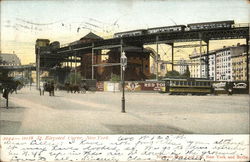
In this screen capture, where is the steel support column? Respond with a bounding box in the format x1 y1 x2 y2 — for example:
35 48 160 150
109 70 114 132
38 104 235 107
199 33 203 78
206 40 210 79
156 36 159 80
141 46 144 75
70 56 72 68
36 47 40 90
91 43 94 80
171 43 174 71
120 39 123 81
74 52 77 84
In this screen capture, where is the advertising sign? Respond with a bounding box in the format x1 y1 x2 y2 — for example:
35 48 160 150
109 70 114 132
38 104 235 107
125 82 165 92
230 81 249 94
96 82 104 91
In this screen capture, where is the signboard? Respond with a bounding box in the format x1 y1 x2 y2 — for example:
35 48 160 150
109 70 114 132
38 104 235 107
212 81 249 94
233 82 247 89
96 82 104 91
125 82 141 91
213 82 227 91
230 81 249 94
125 82 165 92
142 82 165 91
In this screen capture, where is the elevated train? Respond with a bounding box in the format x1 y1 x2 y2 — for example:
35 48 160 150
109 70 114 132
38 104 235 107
114 20 235 38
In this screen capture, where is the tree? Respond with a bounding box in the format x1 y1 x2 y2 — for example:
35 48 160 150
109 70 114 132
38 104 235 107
110 73 120 82
165 70 180 78
149 73 157 79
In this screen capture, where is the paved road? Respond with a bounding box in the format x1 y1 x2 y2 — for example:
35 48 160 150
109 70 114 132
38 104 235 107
0 86 249 134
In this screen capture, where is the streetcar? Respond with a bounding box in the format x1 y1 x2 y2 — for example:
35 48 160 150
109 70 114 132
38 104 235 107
163 78 213 95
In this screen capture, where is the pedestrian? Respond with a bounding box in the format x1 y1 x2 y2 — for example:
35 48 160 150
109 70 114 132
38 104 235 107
3 88 9 108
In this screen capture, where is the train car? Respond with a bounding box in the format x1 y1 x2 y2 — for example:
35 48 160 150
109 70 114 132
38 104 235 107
163 78 213 95
147 25 186 34
187 20 235 31
114 29 147 38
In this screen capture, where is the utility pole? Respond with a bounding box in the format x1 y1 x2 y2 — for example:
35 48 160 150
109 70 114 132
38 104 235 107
156 36 159 80
36 47 40 90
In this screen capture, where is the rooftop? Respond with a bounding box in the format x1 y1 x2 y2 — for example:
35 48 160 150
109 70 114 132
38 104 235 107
0 53 21 66
80 32 103 41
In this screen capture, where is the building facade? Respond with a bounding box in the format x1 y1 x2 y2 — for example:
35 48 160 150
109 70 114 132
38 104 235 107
175 59 188 75
189 53 208 79
0 53 21 66
189 44 247 81
215 47 232 81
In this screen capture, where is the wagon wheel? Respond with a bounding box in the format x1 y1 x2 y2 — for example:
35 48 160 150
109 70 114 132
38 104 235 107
80 87 86 94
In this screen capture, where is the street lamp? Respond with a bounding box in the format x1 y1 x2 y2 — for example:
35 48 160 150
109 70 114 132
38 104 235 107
120 51 127 113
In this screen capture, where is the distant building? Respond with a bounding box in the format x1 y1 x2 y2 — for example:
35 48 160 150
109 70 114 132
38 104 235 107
175 59 188 75
189 44 247 81
215 47 232 81
189 49 208 79
0 53 21 66
232 53 247 81
231 45 248 81
207 52 216 80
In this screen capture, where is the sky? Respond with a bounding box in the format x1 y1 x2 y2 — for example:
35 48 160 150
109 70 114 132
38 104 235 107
0 0 249 64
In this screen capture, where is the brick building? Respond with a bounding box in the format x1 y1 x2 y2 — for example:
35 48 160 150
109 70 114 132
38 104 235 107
73 32 151 81
100 46 151 81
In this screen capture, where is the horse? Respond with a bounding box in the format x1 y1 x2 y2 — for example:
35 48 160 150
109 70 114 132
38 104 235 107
64 82 87 93
41 82 55 96
0 79 23 94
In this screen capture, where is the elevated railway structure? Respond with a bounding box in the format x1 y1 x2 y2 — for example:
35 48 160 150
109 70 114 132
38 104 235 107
38 24 249 82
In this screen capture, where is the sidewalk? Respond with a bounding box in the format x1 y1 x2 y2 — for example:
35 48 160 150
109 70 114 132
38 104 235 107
0 87 249 134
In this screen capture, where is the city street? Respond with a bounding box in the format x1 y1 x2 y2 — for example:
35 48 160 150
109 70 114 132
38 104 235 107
0 86 249 134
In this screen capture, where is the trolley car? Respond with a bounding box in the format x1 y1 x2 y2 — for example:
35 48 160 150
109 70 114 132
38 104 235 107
163 78 213 95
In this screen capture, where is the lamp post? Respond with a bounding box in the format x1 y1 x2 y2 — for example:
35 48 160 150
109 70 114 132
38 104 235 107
120 51 127 113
